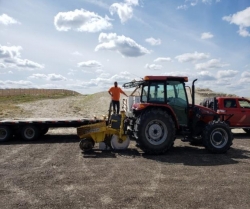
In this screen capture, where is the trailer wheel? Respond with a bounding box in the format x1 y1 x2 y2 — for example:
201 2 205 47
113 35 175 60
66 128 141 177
243 128 250 134
0 126 13 142
202 121 233 153
79 138 95 152
137 108 175 154
21 125 41 141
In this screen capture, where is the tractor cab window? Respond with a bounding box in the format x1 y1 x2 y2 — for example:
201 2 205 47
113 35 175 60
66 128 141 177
141 82 165 103
166 81 188 126
148 82 165 102
166 81 188 105
141 84 148 103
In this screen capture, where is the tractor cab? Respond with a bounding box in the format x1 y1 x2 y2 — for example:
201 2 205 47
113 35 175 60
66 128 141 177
124 76 190 127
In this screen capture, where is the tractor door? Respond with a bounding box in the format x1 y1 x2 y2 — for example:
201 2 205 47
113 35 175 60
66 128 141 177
166 81 188 126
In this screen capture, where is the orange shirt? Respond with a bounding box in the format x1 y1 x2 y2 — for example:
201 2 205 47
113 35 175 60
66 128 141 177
109 87 125 101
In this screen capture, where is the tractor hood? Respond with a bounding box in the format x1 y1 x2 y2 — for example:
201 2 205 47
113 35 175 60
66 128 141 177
132 102 166 111
192 104 217 114
132 103 218 114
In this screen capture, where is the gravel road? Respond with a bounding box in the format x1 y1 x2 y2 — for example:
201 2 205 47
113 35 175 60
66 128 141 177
0 93 250 209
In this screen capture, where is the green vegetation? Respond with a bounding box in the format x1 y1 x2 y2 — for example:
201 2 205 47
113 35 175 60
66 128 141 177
0 94 77 104
0 93 80 117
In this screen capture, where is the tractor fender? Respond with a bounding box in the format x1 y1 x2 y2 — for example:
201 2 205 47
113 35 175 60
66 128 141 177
136 104 179 129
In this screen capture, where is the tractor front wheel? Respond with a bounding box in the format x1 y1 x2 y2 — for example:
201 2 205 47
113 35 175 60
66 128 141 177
136 108 175 154
202 121 233 153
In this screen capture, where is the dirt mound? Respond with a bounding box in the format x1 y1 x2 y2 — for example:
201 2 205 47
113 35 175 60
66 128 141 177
0 88 241 119
196 88 237 98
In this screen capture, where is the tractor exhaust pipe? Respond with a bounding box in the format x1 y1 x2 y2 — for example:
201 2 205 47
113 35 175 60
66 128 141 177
192 79 198 108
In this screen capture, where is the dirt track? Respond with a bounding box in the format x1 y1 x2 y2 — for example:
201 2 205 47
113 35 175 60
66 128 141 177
0 129 249 209
0 95 250 209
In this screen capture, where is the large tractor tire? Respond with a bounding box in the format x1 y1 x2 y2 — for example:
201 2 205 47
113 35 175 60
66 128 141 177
136 108 175 154
0 126 13 142
202 121 233 153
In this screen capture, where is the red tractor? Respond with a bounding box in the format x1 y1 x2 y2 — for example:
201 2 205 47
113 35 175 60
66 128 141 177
123 76 233 154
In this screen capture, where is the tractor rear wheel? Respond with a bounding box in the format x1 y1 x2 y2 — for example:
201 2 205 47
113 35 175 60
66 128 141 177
202 121 233 153
136 108 175 154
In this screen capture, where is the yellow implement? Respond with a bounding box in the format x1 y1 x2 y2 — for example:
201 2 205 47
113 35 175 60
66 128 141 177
77 111 129 151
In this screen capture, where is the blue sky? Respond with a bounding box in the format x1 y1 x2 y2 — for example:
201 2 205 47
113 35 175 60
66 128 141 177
0 0 250 96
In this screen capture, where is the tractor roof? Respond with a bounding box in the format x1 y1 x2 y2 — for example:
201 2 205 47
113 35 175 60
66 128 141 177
144 76 188 82
123 75 188 89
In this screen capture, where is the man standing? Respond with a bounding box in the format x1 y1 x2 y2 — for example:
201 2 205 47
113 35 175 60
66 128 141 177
108 81 128 114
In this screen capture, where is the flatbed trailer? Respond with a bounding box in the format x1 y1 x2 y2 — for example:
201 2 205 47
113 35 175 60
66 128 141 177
0 118 103 142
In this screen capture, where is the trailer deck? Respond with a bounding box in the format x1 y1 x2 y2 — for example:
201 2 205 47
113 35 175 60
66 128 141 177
0 117 104 142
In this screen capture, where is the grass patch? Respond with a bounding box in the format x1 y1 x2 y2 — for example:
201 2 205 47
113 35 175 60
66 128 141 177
0 94 78 105
0 103 21 117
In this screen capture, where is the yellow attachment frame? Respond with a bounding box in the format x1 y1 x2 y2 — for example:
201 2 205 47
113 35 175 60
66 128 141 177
77 111 127 142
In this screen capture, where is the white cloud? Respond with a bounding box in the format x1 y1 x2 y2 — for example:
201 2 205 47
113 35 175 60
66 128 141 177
190 0 199 6
195 59 229 70
197 71 216 80
109 0 139 23
95 33 150 57
99 72 110 78
178 0 220 9
239 77 250 84
175 51 209 63
154 57 172 62
54 9 112 32
28 73 47 79
0 45 44 70
223 7 250 37
47 74 67 81
0 80 33 88
77 60 102 69
0 45 22 59
29 73 67 81
15 58 44 69
201 32 214 39
69 71 133 89
217 70 238 78
0 63 6 68
241 71 250 78
95 68 104 73
145 64 162 70
202 0 212 4
145 37 161 46
0 14 20 25
177 5 188 10
72 51 83 56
